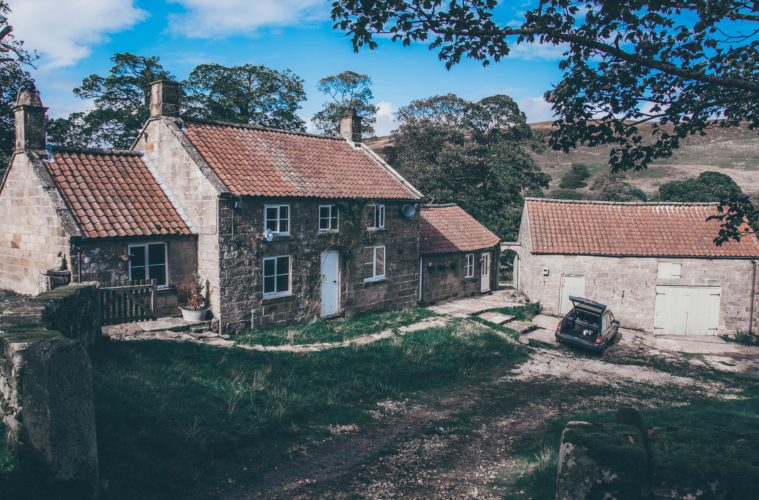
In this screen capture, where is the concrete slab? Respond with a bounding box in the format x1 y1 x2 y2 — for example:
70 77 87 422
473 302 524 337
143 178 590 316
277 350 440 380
477 312 514 325
505 320 538 334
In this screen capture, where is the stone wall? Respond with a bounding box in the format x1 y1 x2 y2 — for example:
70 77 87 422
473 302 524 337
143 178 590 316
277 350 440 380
0 287 98 497
513 213 759 334
71 237 198 317
0 152 71 295
217 197 420 332
135 118 222 318
420 249 498 304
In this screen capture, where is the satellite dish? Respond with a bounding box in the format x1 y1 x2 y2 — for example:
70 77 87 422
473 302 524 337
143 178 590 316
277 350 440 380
264 229 274 242
401 204 417 218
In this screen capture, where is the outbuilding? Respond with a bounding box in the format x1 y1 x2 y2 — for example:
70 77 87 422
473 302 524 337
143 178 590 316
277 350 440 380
419 204 500 304
506 198 759 335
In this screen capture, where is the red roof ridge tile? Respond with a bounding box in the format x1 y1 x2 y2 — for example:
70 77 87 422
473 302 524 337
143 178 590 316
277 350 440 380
181 117 346 142
525 197 719 207
49 146 143 157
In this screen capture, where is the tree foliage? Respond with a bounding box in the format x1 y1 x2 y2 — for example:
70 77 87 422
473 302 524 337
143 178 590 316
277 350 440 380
312 71 377 137
558 163 590 189
387 94 548 239
183 64 306 131
331 0 759 242
0 1 34 169
48 53 173 149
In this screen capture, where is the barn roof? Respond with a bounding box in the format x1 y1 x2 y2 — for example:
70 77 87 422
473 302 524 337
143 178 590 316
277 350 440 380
524 198 759 258
180 119 422 200
43 148 192 239
420 204 500 254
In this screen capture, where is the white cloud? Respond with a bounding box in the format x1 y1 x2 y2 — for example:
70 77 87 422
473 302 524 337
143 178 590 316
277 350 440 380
518 96 556 123
168 0 327 38
508 40 569 61
373 101 398 137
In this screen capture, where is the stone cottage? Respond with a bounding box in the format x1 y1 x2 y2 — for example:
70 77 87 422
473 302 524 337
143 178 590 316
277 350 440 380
0 83 197 315
419 204 500 304
133 80 423 332
507 198 759 335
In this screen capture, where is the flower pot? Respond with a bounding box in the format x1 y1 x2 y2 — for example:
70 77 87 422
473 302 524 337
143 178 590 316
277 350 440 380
180 307 209 321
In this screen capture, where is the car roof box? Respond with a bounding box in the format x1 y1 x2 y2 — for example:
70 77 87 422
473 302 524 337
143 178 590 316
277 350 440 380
569 296 606 315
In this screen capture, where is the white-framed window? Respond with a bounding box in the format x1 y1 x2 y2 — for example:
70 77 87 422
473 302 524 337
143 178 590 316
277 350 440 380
263 255 291 297
657 262 682 280
128 243 168 287
264 204 290 235
364 246 386 282
465 254 475 278
369 203 385 229
319 204 339 232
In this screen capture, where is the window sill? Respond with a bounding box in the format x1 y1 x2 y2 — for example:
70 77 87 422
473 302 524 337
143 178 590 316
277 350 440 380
363 276 386 285
367 227 386 233
262 293 295 304
464 276 477 281
318 230 339 235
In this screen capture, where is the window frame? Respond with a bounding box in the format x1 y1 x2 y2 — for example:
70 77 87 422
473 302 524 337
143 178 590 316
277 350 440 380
657 261 682 280
127 242 169 288
264 204 291 236
364 245 386 282
465 253 475 278
262 255 292 298
318 204 339 232
368 203 385 230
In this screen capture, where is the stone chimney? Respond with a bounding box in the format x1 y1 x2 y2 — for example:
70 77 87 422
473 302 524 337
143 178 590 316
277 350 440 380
338 108 362 142
149 80 181 118
13 81 48 151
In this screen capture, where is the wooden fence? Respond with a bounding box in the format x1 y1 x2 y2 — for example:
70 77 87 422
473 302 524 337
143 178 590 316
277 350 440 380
98 279 157 325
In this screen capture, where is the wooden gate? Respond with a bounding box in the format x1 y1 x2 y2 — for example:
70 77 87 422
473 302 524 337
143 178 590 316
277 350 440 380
99 280 157 325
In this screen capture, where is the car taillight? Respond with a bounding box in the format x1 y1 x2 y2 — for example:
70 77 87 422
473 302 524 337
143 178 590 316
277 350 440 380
556 320 562 333
595 336 604 344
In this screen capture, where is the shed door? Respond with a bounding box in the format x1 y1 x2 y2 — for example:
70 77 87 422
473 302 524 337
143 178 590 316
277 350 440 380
480 252 491 292
320 251 340 318
559 275 585 314
654 286 721 335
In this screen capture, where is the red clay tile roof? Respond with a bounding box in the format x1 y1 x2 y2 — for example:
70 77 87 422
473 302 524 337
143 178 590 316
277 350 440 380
45 149 192 239
525 198 759 258
420 204 500 254
181 120 421 199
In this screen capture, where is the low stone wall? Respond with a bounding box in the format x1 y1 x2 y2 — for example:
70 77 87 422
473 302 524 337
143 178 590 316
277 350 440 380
0 286 99 497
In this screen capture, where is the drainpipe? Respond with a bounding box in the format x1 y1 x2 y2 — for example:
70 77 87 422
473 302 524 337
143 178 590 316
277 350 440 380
750 259 757 335
418 256 423 302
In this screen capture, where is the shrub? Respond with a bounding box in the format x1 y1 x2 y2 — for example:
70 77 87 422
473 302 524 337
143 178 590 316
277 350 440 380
549 188 585 200
559 163 591 189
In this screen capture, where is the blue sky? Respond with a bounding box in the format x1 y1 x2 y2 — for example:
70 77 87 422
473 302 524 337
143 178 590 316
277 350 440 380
7 0 564 135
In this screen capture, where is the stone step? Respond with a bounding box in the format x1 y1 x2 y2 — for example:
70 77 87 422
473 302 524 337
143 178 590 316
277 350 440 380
505 320 538 335
189 321 213 333
477 312 515 325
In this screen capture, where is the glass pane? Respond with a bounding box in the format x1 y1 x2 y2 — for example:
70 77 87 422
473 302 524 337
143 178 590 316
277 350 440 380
331 210 338 229
149 264 167 286
129 246 145 267
320 206 330 218
266 219 278 231
263 259 275 277
375 247 385 276
263 276 275 293
266 207 277 221
276 274 289 293
148 244 165 265
280 217 289 233
131 265 145 281
379 205 385 227
276 256 289 275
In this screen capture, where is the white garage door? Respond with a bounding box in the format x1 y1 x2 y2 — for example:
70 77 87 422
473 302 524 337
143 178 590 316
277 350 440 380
653 286 721 335
559 275 585 314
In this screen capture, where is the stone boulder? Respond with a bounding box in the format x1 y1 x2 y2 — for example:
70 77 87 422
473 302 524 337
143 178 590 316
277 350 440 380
555 420 649 500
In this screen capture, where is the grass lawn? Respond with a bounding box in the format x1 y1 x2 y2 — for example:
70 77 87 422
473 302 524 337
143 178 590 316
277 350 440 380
90 317 524 499
505 378 759 499
491 303 542 321
234 308 437 346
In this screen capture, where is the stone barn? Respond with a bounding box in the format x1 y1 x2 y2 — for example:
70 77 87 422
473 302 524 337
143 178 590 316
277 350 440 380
0 83 197 315
507 198 759 335
419 204 501 304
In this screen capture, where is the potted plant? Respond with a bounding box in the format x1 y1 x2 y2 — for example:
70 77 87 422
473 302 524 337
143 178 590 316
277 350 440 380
179 272 209 321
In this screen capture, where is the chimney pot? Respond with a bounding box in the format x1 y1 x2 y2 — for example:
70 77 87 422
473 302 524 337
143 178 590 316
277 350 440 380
150 80 181 118
339 108 362 142
13 81 48 151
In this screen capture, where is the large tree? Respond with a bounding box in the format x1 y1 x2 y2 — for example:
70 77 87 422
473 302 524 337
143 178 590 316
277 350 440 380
387 94 548 239
182 64 306 131
48 53 173 149
331 0 759 243
312 71 378 137
0 1 34 169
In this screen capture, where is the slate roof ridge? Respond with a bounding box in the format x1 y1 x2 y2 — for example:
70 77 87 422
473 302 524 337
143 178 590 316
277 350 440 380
525 197 718 207
49 146 143 157
180 116 346 142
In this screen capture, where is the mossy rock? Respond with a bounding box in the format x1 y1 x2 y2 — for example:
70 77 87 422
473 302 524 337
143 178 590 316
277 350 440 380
556 421 649 499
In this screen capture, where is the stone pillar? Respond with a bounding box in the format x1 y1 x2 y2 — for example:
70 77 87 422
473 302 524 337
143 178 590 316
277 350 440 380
339 108 362 142
13 81 48 151
149 80 181 118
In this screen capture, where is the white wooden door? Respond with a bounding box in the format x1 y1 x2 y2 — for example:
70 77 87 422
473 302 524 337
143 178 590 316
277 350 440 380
480 252 491 292
559 275 585 314
654 286 721 335
320 251 340 317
